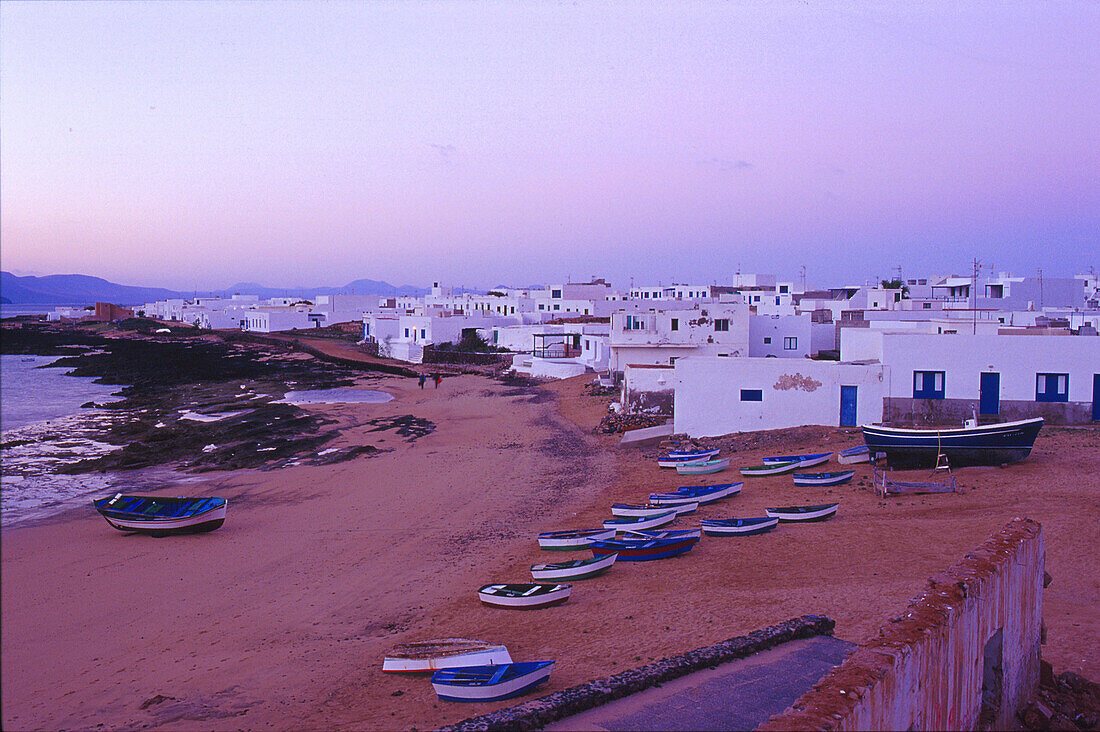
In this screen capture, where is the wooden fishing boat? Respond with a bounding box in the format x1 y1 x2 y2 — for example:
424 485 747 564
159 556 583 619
537 529 615 551
431 661 554 702
623 528 702 541
657 449 720 467
739 460 801 477
531 553 617 581
837 445 871 464
660 453 712 464
383 639 512 673
765 503 839 522
92 494 227 535
667 448 720 459
611 502 698 517
862 417 1044 469
792 470 856 487
590 535 699 561
700 517 779 537
477 583 572 609
649 482 742 506
676 458 731 475
603 511 676 532
762 452 833 468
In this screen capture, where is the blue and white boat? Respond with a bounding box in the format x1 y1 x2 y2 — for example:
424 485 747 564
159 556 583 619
762 452 833 468
862 417 1044 469
700 517 779 537
92 494 227 535
623 528 702 541
649 482 742 506
431 661 554 702
611 502 699 517
676 458 731 475
656 450 718 468
766 503 839 522
792 470 856 487
590 535 699 561
537 529 615 551
667 448 720 459
603 511 677 533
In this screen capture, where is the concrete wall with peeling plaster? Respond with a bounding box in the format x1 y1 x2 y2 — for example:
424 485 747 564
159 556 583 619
759 518 1044 731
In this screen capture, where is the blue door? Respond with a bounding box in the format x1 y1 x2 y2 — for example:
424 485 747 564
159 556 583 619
979 372 1000 416
1093 374 1099 421
840 385 857 426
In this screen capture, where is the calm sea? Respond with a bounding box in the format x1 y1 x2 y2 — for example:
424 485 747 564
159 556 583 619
0 355 193 526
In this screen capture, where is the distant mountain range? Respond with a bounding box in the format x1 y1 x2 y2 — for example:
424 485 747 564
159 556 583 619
0 272 429 306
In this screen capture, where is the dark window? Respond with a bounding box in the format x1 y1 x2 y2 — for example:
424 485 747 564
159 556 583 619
923 302 932 309
551 289 562 298
779 285 789 293
1036 373 1068 402
783 337 797 350
671 318 679 331
714 319 730 331
404 328 409 337
420 329 426 338
763 337 772 344
913 370 945 399
740 389 762 401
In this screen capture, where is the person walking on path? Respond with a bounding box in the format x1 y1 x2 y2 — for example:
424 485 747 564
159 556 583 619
418 373 426 389
433 374 442 388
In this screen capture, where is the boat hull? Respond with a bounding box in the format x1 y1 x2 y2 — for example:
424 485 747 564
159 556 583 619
675 458 730 475
531 554 617 581
701 517 779 536
383 641 513 673
537 529 615 550
590 537 699 561
432 662 554 702
766 504 839 522
792 471 855 487
603 511 676 532
93 495 227 535
477 584 572 609
862 418 1043 469
649 482 741 506
739 461 800 477
611 502 698 517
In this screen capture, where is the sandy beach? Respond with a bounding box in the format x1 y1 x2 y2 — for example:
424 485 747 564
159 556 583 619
3 370 1098 731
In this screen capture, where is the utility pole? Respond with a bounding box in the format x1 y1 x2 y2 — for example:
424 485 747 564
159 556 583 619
800 265 807 290
971 258 981 334
1037 267 1044 308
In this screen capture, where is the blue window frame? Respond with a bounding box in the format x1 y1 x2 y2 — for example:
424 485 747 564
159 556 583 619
913 371 945 399
740 389 762 401
1036 373 1068 402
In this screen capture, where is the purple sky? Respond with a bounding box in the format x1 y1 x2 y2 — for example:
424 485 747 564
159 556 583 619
2 1 1098 290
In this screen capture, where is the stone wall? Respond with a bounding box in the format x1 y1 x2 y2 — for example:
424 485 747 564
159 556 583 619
759 518 1044 731
884 397 1094 426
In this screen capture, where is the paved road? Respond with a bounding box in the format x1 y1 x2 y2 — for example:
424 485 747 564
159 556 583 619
547 635 855 731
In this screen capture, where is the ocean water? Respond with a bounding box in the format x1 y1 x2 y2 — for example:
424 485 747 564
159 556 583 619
281 387 393 404
0 355 193 526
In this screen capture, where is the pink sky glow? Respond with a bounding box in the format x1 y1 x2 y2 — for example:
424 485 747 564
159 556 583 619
2 1 1097 290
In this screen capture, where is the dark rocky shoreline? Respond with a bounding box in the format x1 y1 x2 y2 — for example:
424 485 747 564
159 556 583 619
1 322 395 473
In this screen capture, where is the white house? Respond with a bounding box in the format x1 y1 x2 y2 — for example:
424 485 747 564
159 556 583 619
609 302 750 376
748 314 835 358
842 329 1100 425
672 356 887 436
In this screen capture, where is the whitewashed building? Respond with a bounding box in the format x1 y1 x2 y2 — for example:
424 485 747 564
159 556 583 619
672 356 887 436
842 329 1100 424
609 302 750 376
